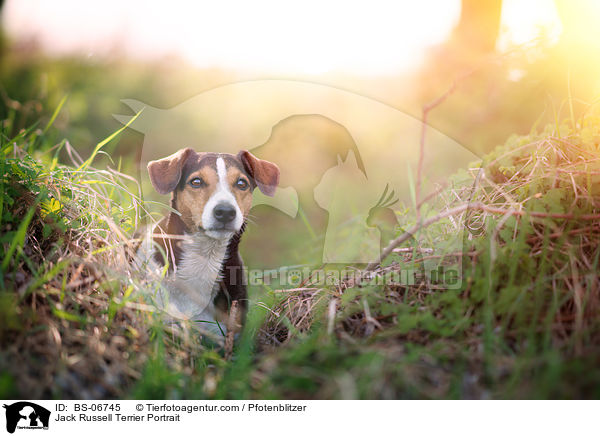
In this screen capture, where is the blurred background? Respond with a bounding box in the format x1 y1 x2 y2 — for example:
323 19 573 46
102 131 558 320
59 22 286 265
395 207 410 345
2 0 600 268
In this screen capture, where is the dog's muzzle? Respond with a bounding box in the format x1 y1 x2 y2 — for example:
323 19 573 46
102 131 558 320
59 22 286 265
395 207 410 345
213 202 237 225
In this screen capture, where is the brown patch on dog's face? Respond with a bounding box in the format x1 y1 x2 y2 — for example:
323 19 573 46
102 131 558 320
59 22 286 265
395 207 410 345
174 161 220 231
237 150 280 197
225 165 253 217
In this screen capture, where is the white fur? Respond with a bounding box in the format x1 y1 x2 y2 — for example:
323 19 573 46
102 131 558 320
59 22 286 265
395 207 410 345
135 227 230 335
202 157 244 238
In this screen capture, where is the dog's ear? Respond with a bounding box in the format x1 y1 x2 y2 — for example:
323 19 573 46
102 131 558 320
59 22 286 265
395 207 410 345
148 148 195 195
237 150 280 197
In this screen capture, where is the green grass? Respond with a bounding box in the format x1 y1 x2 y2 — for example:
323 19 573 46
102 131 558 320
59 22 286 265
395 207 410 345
1 102 600 399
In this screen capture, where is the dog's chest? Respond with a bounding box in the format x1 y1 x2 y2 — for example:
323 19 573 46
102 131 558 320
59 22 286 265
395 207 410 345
178 234 227 285
139 230 230 321
177 233 228 282
166 233 229 317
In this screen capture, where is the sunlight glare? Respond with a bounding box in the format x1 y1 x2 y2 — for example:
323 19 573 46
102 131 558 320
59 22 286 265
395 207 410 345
3 0 461 74
497 0 562 50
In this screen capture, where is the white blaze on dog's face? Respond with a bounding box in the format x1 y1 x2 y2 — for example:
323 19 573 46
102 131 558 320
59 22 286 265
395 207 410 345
147 148 279 239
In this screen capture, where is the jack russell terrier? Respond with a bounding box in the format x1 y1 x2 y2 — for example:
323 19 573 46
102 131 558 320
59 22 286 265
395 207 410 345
136 148 279 335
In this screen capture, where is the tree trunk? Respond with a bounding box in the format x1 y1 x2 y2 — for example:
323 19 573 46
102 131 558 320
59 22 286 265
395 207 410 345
452 0 503 53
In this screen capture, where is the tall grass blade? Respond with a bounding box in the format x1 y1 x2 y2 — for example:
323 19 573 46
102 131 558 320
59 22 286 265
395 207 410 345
77 109 143 173
1 200 39 271
43 95 68 134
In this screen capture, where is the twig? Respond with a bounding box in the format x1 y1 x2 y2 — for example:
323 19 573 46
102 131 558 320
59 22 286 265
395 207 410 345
363 201 600 273
393 247 434 254
415 69 474 222
224 300 239 360
272 287 321 293
413 42 535 220
327 298 338 335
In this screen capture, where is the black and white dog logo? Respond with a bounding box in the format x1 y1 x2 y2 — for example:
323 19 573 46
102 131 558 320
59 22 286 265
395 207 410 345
2 402 50 434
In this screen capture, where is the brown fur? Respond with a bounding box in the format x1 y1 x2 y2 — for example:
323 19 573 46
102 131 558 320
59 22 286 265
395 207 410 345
238 150 280 197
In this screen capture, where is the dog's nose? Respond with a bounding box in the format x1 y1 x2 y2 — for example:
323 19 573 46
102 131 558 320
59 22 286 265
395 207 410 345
213 203 236 223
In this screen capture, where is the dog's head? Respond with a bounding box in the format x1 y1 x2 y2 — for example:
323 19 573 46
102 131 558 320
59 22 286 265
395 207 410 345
148 149 279 239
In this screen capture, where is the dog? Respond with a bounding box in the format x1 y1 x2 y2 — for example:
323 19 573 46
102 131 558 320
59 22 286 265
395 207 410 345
136 148 279 336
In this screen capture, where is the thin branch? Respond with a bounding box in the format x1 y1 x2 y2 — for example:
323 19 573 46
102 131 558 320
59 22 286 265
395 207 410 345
415 69 474 222
363 201 600 273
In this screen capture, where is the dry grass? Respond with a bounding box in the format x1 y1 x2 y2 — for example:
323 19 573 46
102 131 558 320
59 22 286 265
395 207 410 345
0 140 214 399
257 121 600 378
3 114 600 399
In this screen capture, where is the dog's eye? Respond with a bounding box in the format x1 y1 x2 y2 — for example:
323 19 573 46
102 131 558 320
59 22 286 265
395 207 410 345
189 177 206 188
235 178 249 191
